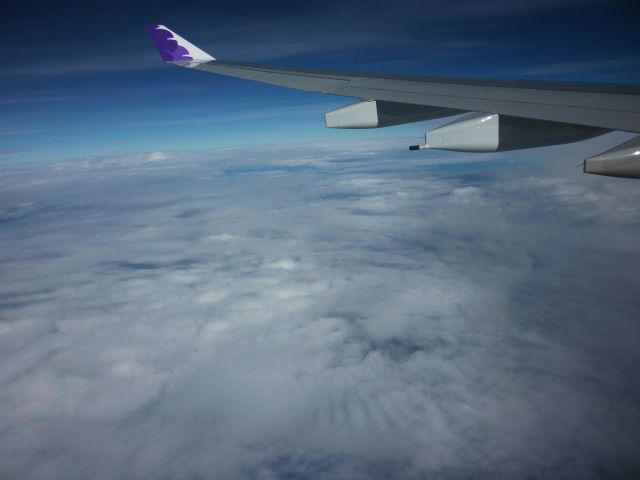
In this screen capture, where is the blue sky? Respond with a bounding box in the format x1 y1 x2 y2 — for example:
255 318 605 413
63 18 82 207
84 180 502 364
1 0 639 164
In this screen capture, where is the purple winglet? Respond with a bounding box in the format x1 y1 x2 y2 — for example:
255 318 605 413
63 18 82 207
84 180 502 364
146 25 193 62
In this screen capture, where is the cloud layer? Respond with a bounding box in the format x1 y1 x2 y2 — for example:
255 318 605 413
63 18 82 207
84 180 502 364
1 142 639 479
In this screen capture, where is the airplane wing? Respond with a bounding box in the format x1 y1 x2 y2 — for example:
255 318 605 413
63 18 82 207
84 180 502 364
146 24 640 179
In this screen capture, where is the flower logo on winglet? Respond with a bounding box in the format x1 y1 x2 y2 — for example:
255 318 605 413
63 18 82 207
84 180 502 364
146 25 193 62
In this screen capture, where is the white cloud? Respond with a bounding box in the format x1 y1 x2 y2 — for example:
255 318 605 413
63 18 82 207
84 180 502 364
194 289 228 304
0 142 639 479
146 151 171 162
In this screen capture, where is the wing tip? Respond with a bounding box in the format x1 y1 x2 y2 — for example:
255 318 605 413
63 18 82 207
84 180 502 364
146 24 215 65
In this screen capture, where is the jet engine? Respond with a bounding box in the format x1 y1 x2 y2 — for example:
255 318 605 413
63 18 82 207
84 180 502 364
410 113 607 152
583 135 640 178
325 100 458 128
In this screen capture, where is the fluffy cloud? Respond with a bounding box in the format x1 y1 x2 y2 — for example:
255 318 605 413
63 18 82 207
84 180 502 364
1 140 639 479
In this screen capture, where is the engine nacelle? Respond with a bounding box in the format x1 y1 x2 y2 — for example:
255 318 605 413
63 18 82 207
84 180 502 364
325 100 458 129
417 113 606 152
584 135 640 179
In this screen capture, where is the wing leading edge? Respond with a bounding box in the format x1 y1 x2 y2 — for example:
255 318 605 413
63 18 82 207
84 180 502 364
195 60 640 133
146 24 640 178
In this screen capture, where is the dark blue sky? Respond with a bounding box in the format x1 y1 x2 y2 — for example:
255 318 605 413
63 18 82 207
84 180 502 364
2 0 639 164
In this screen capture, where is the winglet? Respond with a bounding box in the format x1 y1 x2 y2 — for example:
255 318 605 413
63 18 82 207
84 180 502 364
146 25 215 66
